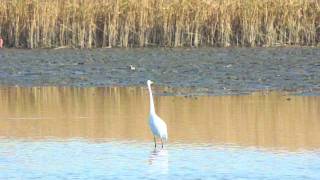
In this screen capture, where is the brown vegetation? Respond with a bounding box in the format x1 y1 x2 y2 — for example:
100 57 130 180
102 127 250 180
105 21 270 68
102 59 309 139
0 0 319 48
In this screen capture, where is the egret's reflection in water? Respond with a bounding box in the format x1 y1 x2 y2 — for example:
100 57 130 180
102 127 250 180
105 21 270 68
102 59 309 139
148 149 169 175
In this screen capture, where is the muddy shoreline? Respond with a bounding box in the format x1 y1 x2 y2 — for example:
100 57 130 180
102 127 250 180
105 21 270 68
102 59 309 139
0 48 319 95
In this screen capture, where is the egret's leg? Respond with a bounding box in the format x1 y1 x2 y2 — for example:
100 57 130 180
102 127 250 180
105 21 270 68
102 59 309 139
154 136 157 148
161 139 163 148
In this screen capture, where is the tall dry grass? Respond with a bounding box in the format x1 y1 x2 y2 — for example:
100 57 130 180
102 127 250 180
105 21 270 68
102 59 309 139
0 0 319 48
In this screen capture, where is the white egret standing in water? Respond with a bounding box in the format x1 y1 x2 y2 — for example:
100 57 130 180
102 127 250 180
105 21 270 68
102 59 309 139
147 80 168 148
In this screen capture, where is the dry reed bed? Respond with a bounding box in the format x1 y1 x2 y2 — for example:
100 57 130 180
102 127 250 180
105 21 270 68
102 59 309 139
0 0 319 48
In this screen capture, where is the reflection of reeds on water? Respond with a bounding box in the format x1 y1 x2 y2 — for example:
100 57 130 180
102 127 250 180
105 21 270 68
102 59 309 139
0 87 150 139
0 0 319 48
0 87 320 150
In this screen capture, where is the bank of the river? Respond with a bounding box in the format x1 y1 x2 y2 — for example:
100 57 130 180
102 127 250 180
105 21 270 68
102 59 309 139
0 48 319 95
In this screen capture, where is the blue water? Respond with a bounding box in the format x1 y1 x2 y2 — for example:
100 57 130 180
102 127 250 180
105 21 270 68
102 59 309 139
0 139 319 179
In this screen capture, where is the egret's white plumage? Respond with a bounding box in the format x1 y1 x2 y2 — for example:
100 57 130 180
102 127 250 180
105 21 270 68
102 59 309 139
147 80 168 148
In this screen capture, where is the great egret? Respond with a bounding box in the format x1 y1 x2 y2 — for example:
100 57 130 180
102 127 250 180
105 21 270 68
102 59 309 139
147 80 168 148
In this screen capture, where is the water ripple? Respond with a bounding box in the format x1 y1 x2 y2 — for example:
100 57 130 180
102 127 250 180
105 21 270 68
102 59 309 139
0 139 319 179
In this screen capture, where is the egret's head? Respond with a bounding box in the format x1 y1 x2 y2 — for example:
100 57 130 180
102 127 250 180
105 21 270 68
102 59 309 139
147 80 154 86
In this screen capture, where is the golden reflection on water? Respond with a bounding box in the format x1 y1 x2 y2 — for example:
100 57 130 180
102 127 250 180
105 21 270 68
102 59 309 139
0 87 319 150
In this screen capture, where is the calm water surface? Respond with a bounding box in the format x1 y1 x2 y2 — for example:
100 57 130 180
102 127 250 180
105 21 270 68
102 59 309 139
0 87 320 179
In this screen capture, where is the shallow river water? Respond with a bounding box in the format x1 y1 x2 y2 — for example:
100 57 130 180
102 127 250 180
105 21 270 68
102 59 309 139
0 87 319 179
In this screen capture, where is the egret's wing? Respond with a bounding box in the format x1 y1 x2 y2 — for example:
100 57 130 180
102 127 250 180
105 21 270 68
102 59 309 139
155 115 168 141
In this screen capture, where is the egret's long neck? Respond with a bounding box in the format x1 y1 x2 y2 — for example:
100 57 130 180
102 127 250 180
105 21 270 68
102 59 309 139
148 84 156 114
